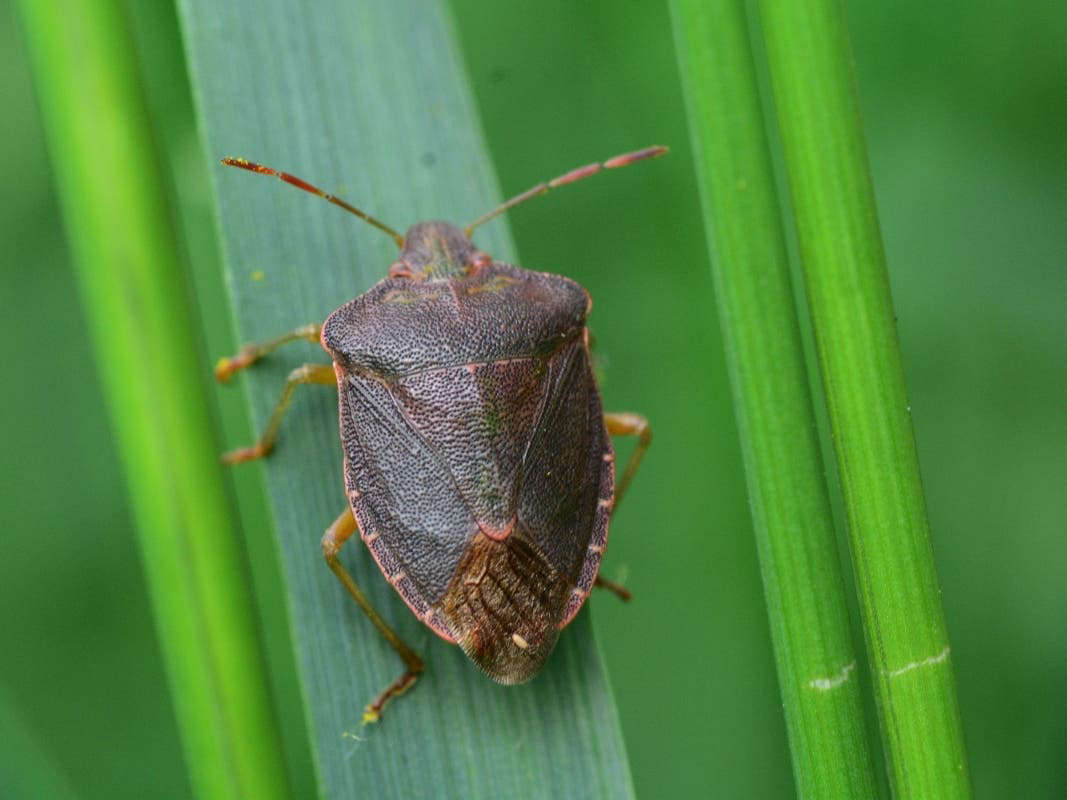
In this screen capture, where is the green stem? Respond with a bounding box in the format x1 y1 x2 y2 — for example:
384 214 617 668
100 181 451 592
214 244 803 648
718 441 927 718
18 2 289 798
671 1 877 795
757 0 971 794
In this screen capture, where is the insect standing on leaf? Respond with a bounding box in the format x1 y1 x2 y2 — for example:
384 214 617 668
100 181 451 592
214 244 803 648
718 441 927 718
215 146 664 722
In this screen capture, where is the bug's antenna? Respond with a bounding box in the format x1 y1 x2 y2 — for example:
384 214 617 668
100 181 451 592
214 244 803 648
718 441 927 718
464 145 668 236
221 157 405 247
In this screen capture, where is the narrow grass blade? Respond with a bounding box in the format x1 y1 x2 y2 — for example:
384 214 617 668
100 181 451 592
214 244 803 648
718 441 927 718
17 1 290 798
176 0 634 796
0 687 80 800
757 0 972 794
670 0 877 795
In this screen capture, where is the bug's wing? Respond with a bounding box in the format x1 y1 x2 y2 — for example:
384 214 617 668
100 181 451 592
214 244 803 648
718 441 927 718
340 371 477 638
516 339 613 627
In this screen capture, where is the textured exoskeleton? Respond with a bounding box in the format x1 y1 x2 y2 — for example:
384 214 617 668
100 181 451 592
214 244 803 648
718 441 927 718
323 222 613 681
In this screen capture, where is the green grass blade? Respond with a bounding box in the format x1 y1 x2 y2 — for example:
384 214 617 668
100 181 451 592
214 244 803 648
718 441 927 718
670 1 877 795
757 0 972 794
176 0 634 796
17 2 291 798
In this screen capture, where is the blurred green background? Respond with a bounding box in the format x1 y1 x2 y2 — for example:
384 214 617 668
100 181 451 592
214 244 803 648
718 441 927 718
2 0 1064 797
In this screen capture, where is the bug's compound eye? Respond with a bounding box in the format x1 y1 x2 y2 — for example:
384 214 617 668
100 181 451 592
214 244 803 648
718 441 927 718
470 251 491 270
389 260 415 278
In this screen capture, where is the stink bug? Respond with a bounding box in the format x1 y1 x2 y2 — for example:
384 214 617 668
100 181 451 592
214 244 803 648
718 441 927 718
215 146 663 721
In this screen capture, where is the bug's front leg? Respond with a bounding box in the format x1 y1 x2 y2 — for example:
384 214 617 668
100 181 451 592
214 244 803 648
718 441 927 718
215 322 322 381
322 507 425 723
222 362 335 463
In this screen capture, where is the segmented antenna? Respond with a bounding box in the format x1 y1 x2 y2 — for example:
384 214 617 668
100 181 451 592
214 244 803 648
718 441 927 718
221 157 404 247
464 145 669 236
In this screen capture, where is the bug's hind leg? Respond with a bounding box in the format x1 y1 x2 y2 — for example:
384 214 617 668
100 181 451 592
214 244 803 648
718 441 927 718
215 322 322 381
604 412 651 509
322 507 425 723
222 363 335 463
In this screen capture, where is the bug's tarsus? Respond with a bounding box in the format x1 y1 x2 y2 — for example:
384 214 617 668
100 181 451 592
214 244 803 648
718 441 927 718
221 442 270 465
464 145 669 235
362 667 423 724
221 157 404 247
594 575 632 602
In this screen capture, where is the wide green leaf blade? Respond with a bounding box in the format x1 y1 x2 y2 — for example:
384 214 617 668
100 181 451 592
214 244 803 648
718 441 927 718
177 0 634 796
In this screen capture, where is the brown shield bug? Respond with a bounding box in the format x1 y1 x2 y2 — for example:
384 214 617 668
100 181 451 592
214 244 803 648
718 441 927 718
215 146 664 721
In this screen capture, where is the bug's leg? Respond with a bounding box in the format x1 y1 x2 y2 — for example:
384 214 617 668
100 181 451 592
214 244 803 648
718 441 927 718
594 575 632 602
223 363 335 463
322 507 425 723
604 411 651 509
214 323 322 382
597 412 651 602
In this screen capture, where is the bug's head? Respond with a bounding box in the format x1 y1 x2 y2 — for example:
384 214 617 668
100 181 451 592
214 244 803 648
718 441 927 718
390 221 488 280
